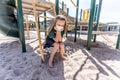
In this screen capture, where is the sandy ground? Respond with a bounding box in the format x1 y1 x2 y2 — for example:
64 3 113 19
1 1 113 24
0 32 120 80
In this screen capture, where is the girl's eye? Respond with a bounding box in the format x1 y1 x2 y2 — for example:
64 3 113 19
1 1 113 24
56 24 64 27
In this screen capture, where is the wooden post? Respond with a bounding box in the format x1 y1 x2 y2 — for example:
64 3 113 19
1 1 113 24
32 0 44 61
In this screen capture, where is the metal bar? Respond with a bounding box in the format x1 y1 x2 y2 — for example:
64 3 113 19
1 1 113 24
93 0 102 42
86 0 96 50
44 12 47 37
38 15 40 29
17 0 26 52
55 0 59 15
116 27 120 49
92 4 98 40
74 0 79 42
78 9 83 38
66 8 69 37
94 4 98 22
62 1 64 11
67 8 69 15
80 9 83 21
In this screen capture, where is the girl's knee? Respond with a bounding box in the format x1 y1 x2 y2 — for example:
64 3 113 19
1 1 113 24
54 42 60 48
59 42 64 48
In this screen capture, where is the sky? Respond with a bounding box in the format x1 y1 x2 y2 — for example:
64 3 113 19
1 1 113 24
28 0 120 24
49 0 120 24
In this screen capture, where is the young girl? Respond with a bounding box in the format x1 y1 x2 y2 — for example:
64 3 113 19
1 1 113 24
44 15 68 67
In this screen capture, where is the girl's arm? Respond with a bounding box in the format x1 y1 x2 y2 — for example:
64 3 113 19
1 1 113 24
53 27 63 42
56 31 62 42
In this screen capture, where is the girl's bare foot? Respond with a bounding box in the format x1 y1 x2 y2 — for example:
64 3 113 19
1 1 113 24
48 61 53 68
61 56 68 60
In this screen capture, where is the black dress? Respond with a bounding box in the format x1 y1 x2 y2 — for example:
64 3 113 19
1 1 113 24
44 29 64 49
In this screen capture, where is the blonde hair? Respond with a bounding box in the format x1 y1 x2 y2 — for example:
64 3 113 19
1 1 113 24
47 15 67 35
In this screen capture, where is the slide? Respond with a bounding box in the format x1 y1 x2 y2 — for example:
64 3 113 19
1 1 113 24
0 0 19 37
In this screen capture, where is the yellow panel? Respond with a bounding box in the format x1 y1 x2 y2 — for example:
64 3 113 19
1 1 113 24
82 9 90 22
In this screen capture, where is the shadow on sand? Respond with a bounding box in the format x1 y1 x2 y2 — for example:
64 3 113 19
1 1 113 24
0 40 65 80
0 35 120 80
65 36 120 80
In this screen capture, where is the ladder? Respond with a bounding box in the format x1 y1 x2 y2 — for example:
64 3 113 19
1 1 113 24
32 0 45 61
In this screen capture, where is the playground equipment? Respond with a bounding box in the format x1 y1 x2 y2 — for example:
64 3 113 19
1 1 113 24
74 0 79 42
0 0 26 52
81 9 90 22
0 0 120 61
0 0 19 37
86 0 96 50
93 0 102 42
116 27 120 49
101 35 116 45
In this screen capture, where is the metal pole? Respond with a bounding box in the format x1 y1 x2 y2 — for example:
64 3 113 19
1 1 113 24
78 9 83 38
66 8 69 37
55 0 59 15
116 27 120 49
67 8 69 15
93 0 102 42
38 16 40 29
80 9 83 21
86 0 96 50
74 0 79 42
17 0 26 52
92 4 98 40
62 1 64 11
78 26 81 38
44 12 47 37
94 4 98 22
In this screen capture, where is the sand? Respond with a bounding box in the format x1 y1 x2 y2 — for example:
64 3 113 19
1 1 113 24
0 32 120 80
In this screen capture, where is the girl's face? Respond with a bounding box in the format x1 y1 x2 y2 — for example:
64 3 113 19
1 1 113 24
55 19 66 28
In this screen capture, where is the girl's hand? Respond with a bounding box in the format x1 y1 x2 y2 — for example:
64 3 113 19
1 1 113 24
60 28 64 31
53 38 59 42
54 26 58 31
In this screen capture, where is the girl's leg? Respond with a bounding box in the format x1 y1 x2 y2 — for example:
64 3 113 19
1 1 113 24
49 42 59 67
59 42 68 60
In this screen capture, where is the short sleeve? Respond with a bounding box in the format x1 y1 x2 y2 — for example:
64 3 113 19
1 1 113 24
47 29 56 38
